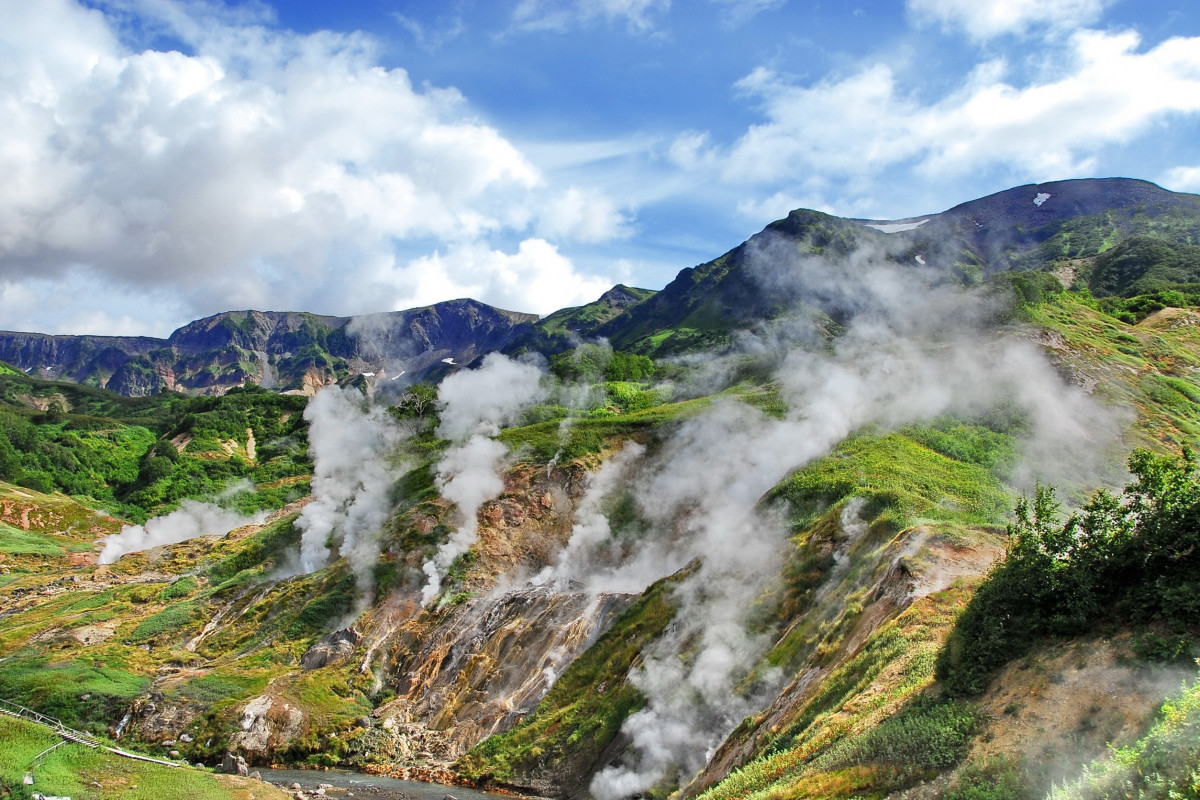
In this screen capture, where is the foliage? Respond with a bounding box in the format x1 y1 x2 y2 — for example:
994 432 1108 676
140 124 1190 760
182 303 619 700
1045 669 1200 800
944 756 1027 800
1089 236 1200 298
770 430 1013 533
128 602 199 642
939 449 1200 695
389 383 438 419
811 696 977 773
0 378 311 521
0 655 148 732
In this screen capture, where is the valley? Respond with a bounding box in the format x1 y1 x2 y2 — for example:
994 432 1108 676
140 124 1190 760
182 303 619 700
1 178 1199 800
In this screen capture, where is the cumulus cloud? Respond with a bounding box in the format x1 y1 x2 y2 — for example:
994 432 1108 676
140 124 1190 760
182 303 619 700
907 0 1111 40
721 29 1200 188
98 500 266 564
0 0 618 334
396 238 613 316
1161 166 1200 194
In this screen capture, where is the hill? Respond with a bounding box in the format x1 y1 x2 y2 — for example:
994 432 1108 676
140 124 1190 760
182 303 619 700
1 177 1200 800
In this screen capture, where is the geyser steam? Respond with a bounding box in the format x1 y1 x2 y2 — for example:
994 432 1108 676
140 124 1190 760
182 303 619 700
296 386 406 601
420 353 548 605
98 500 266 564
587 231 1121 799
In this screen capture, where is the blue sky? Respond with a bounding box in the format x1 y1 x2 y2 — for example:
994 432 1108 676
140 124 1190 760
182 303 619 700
2 0 1199 336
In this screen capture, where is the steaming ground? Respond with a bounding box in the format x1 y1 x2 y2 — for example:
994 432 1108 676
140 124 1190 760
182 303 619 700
421 353 548 605
98 500 267 564
235 234 1125 798
296 387 408 609
558 237 1125 799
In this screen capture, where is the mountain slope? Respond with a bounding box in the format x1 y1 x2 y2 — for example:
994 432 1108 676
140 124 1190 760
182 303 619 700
2 178 1200 800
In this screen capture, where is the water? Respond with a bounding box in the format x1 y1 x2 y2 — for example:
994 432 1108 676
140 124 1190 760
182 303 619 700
258 768 521 800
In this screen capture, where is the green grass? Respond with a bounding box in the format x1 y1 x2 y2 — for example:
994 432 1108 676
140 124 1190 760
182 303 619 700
0 714 282 800
129 601 200 642
0 655 149 732
0 522 67 556
770 430 1013 532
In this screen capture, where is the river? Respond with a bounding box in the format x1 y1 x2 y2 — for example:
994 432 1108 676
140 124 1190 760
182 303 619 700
258 768 527 800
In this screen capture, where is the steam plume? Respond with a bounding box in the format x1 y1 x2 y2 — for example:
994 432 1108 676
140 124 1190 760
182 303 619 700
98 501 266 564
296 386 406 601
588 232 1123 798
420 353 548 605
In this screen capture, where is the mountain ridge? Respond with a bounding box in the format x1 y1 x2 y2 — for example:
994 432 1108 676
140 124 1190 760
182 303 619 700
5 177 1200 394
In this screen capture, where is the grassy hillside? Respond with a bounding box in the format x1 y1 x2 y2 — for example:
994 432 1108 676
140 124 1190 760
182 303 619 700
0 714 287 800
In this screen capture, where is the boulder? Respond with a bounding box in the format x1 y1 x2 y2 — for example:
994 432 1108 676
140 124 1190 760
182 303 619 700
300 628 362 670
220 751 249 777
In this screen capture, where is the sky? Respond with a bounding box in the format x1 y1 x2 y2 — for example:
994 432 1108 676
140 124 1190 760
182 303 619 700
2 0 1200 337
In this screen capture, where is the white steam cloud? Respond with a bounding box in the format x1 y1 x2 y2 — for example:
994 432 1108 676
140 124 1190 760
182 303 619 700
586 232 1122 798
420 354 548 605
297 387 407 601
98 501 266 564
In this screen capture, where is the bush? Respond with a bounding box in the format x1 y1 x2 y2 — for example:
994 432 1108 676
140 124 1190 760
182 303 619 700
939 448 1200 695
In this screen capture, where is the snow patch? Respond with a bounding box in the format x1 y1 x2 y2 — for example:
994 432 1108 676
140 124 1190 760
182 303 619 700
863 218 929 233
914 254 926 265
1034 192 1051 207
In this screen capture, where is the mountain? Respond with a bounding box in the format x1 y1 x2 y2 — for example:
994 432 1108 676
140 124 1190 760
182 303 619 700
7 177 1200 393
0 299 537 396
2 177 1200 800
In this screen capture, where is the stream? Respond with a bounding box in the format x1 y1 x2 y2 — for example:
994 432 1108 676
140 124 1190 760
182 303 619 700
258 768 524 800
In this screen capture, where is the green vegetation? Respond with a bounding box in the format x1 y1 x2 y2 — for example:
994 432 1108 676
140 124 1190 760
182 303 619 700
939 448 1200 696
0 379 310 521
1046 669 1200 800
701 588 978 800
0 655 149 732
0 714 281 800
770 428 1013 533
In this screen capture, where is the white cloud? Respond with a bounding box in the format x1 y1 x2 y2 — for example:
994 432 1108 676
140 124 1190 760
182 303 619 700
709 0 785 26
907 0 1111 40
0 0 623 334
537 187 632 243
721 30 1200 189
391 238 612 315
512 0 670 33
1161 166 1200 194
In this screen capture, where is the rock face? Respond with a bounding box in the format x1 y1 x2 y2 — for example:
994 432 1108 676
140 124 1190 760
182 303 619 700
300 628 363 670
231 695 309 760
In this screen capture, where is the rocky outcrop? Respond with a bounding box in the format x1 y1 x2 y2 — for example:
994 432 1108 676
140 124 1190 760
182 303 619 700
300 628 362 670
231 695 309 759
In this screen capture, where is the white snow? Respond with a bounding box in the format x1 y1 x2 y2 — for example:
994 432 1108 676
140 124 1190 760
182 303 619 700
442 358 457 365
390 371 406 380
1034 192 1051 207
361 372 375 377
914 255 926 265
863 218 929 233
